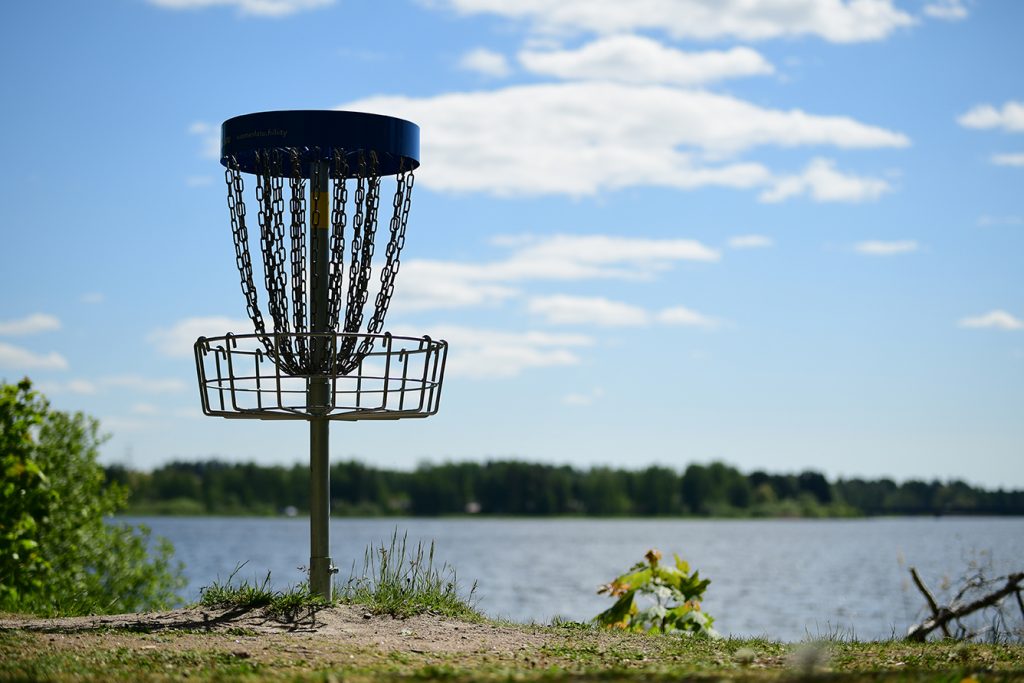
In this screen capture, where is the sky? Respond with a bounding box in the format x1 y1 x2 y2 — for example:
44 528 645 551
0 0 1021 488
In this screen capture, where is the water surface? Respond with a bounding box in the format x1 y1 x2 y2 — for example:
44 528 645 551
127 516 1024 641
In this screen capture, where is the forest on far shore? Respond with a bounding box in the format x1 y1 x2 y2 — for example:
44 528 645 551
105 459 1024 518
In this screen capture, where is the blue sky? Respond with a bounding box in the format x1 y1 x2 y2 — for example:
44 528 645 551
1 0 1021 487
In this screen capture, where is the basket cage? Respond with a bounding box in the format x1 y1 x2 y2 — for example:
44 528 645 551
195 332 447 421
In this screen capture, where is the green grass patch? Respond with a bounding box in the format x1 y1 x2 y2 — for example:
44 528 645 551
336 530 480 620
197 563 329 620
195 532 480 622
2 627 1022 683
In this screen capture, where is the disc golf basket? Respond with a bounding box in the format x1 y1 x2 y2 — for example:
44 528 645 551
193 110 447 599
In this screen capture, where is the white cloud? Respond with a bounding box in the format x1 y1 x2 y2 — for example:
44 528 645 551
728 234 774 249
392 234 719 312
459 48 512 77
436 0 915 43
149 0 331 17
341 82 907 198
392 262 520 312
0 313 61 336
957 102 1024 132
36 379 97 395
98 416 151 433
991 153 1024 167
923 0 968 21
81 292 104 304
411 325 593 378
521 294 722 331
131 403 160 415
562 387 604 406
519 35 773 86
66 379 96 394
656 306 719 329
148 316 252 358
0 342 68 370
853 240 919 256
188 121 220 160
528 295 649 326
37 375 186 395
499 234 720 277
958 310 1024 331
977 214 1023 227
759 158 892 203
101 375 188 394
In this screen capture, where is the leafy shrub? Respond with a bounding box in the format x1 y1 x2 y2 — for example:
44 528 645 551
595 548 717 637
0 379 184 615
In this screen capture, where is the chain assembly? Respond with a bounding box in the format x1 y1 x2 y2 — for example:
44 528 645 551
224 147 414 375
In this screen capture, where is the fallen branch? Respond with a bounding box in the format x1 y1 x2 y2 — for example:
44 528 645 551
909 567 951 638
906 571 1023 642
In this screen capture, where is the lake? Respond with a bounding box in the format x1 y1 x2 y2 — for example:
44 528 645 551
125 516 1024 641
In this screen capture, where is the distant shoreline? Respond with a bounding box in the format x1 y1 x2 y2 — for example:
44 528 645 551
106 458 1024 519
117 509 1024 519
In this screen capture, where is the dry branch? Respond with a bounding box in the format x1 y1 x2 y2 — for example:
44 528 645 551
909 567 951 638
906 571 1024 642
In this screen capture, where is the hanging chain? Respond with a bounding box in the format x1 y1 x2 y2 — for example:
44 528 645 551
256 150 297 372
309 149 324 307
224 157 273 355
338 153 382 371
224 148 413 376
288 148 309 369
337 153 367 368
353 153 381 327
344 152 368 335
326 149 349 333
366 161 413 335
349 154 382 364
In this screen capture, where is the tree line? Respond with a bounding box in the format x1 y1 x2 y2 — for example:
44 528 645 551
105 459 1024 517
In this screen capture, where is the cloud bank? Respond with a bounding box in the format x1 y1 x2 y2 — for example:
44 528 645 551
437 0 915 43
343 83 907 199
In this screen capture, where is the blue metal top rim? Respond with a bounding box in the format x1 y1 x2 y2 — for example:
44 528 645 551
220 110 420 178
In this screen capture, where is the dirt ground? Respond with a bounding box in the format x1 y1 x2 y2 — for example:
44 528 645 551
0 604 551 658
3 607 1022 682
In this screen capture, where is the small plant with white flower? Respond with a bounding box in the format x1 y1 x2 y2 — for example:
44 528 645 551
595 548 717 637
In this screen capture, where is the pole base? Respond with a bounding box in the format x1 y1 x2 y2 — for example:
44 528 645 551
310 556 336 601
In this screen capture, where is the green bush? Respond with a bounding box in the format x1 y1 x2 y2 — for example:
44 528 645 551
0 378 184 615
595 548 717 637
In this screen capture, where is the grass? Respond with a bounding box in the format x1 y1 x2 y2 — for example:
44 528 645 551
194 531 480 622
197 564 331 622
2 623 1023 682
336 529 480 620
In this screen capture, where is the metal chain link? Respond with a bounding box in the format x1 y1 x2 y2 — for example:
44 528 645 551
256 150 297 372
326 149 349 333
309 149 324 306
288 148 309 369
224 148 413 377
339 153 382 371
224 156 273 355
350 156 383 363
338 153 368 368
366 162 412 335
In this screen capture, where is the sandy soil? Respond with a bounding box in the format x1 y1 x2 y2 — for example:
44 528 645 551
0 604 550 656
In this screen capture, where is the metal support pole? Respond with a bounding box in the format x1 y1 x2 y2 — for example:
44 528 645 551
308 161 334 600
